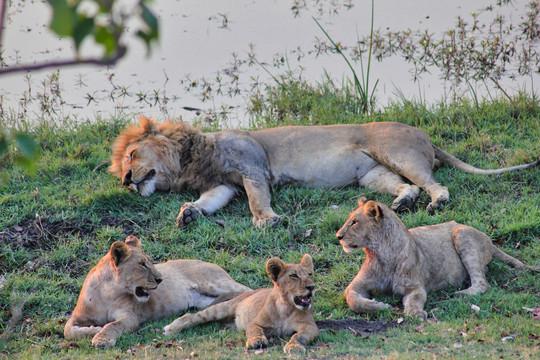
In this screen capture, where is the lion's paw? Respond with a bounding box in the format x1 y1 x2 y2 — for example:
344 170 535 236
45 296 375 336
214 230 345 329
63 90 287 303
405 308 427 321
246 335 269 349
92 333 116 348
283 341 306 354
176 203 204 227
253 215 281 228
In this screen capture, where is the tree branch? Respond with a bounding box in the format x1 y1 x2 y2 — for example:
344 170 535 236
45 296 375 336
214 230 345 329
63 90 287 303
0 47 126 75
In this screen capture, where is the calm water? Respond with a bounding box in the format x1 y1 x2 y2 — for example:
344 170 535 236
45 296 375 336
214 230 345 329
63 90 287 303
0 0 537 127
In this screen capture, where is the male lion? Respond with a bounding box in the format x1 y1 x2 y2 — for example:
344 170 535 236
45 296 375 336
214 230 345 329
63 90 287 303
64 235 251 347
336 197 540 320
109 117 538 227
163 254 319 354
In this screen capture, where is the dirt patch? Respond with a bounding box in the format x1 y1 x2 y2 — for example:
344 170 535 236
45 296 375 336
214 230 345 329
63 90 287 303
316 318 402 336
0 214 140 250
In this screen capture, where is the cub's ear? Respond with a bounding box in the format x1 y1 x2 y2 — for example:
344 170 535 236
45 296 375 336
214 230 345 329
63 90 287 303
357 196 368 207
125 235 142 248
266 257 286 282
138 116 158 135
110 241 131 267
364 201 383 221
300 254 313 273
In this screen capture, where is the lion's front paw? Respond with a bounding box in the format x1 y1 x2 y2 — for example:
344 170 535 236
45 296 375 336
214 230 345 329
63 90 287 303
176 203 204 227
92 333 116 348
246 335 269 349
283 341 306 354
405 308 427 321
252 215 281 228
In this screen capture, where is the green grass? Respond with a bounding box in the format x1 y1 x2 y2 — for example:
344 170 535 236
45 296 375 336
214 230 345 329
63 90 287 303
0 81 539 359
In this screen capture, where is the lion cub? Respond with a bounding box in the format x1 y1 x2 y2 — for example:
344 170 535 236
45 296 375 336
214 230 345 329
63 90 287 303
337 197 540 320
163 254 319 354
64 236 250 347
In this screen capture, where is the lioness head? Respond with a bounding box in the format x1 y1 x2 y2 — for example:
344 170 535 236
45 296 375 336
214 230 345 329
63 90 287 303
266 254 315 310
109 235 163 302
336 197 398 253
109 116 200 196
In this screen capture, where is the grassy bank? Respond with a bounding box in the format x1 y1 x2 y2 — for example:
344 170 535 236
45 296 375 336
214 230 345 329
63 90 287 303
0 82 539 359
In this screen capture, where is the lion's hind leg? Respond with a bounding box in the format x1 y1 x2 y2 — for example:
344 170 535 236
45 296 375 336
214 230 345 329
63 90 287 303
358 165 420 212
452 226 492 296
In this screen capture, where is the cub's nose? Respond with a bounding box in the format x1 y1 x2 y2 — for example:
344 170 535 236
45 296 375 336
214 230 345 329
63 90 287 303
123 169 133 186
156 277 163 284
306 284 315 292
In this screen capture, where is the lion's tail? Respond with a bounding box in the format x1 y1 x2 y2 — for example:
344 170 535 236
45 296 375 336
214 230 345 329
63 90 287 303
491 246 540 272
433 146 539 175
163 298 239 335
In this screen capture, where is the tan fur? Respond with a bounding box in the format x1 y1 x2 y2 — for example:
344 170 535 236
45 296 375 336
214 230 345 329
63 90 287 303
336 198 540 320
110 117 539 227
64 235 250 347
163 254 319 354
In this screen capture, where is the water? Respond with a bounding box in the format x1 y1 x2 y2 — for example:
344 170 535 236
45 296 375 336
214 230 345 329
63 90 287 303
0 0 537 128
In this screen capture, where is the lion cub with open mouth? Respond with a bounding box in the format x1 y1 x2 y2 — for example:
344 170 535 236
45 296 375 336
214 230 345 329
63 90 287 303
337 197 540 320
163 254 319 354
64 235 250 347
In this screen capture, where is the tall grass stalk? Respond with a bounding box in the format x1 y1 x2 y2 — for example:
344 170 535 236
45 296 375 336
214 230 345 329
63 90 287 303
313 0 379 113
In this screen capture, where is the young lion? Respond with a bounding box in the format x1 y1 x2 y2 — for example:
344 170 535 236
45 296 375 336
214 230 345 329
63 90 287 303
163 254 319 354
336 198 540 320
64 235 251 347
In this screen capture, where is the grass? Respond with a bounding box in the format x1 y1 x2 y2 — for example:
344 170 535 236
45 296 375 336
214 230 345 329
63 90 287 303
0 80 539 359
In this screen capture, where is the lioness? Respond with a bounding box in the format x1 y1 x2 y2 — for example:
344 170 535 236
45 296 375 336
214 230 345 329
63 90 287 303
64 235 251 347
109 117 538 227
336 197 540 320
163 254 319 354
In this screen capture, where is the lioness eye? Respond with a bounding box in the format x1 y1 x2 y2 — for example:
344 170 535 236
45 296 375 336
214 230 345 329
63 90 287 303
140 262 147 269
351 220 358 226
289 274 299 280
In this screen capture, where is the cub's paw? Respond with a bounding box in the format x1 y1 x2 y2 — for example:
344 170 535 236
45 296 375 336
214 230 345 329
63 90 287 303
405 308 427 321
246 335 269 349
283 341 306 354
176 203 205 227
252 215 282 228
91 333 116 348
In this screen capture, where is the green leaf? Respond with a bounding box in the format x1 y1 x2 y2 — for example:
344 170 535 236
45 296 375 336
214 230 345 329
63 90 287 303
94 26 116 57
47 0 77 37
73 16 95 51
14 133 39 161
137 3 159 55
140 3 159 35
0 132 8 158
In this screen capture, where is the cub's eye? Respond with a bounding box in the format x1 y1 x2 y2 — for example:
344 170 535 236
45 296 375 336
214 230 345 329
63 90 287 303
289 274 299 280
308 273 313 277
140 262 148 269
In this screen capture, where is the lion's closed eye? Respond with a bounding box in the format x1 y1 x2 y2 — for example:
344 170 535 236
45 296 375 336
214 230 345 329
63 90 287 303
289 274 299 280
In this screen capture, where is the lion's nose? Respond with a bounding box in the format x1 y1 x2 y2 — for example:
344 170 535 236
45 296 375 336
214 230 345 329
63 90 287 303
123 169 133 186
306 284 315 292
156 277 163 284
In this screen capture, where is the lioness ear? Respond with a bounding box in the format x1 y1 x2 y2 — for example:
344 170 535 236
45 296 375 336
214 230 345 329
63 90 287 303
364 201 383 221
125 235 142 248
300 254 313 273
139 116 158 135
110 241 131 267
266 257 286 282
358 196 368 207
